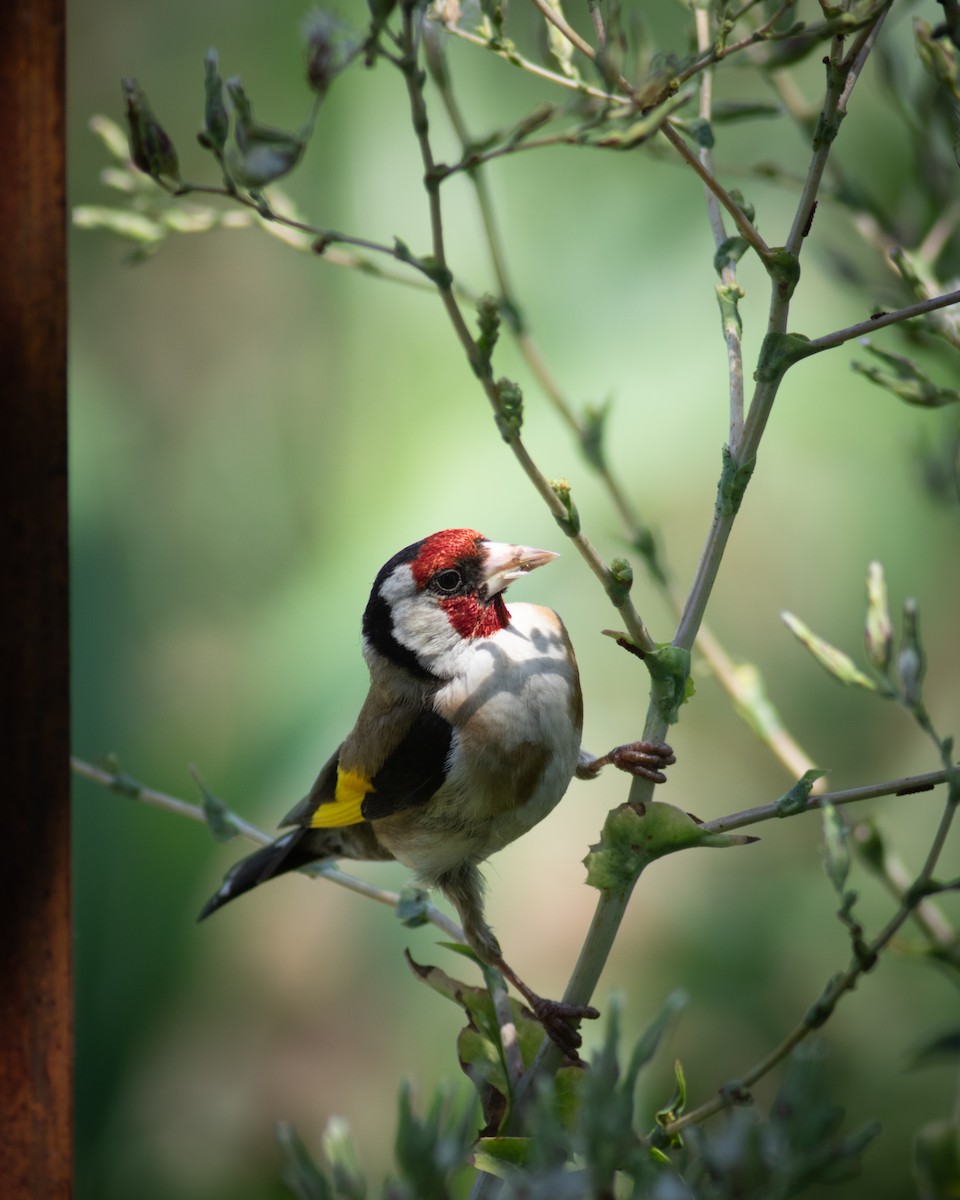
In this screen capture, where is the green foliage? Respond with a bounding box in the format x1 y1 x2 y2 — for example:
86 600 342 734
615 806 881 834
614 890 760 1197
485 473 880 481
275 1019 880 1200
73 1 960 1197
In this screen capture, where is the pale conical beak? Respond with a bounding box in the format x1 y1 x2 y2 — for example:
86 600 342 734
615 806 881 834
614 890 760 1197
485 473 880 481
480 540 559 598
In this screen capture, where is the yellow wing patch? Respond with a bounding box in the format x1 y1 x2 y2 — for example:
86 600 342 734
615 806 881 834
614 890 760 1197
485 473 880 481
309 768 373 828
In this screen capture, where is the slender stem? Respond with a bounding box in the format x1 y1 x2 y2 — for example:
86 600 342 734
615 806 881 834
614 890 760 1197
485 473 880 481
663 732 959 1138
693 6 746 459
803 287 960 356
430 18 814 783
528 0 595 60
700 764 959 835
659 123 772 259
785 9 891 256
442 22 623 104
398 5 657 654
511 0 894 1108
70 757 465 939
525 0 769 257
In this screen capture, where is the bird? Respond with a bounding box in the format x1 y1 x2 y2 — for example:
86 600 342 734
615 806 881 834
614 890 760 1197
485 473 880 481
199 528 674 1058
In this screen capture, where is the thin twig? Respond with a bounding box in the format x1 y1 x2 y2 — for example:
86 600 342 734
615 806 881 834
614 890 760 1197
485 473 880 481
803 288 960 356
693 5 746 450
430 19 814 784
397 5 657 654
442 22 623 104
700 764 959 835
525 0 770 257
70 756 465 940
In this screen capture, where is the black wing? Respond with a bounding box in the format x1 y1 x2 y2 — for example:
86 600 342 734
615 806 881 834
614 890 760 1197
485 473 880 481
360 707 453 821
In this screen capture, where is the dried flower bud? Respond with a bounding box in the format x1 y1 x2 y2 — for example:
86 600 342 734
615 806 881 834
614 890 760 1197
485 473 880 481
864 560 893 674
896 598 926 708
121 78 180 186
303 11 353 97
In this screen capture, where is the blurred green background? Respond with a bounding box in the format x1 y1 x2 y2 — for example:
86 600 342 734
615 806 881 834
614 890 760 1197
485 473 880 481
70 2 959 1197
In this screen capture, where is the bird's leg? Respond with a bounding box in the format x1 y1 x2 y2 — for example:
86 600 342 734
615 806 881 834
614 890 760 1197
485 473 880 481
438 862 599 1063
577 740 676 784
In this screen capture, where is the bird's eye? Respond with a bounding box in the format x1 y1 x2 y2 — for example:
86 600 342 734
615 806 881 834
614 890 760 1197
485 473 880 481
434 568 462 593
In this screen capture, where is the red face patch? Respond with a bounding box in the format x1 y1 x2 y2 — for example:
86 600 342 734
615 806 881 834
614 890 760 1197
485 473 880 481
410 529 485 588
440 593 510 639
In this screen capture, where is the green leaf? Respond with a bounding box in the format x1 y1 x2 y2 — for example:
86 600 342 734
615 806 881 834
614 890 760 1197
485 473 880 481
909 1028 960 1068
605 556 633 607
716 444 755 516
321 1117 366 1200
852 342 960 408
72 205 166 249
395 885 431 928
915 17 960 102
711 101 783 122
89 114 132 161
714 237 749 276
915 1118 960 1200
190 766 239 842
201 49 229 154
776 768 829 817
864 560 893 673
550 478 580 536
584 802 757 893
716 282 745 342
821 799 850 895
579 400 610 471
472 1136 530 1175
630 991 688 1078
730 661 794 748
493 378 523 441
781 611 879 691
121 78 181 186
474 293 500 376
655 1058 688 1136
225 76 306 187
404 951 544 1122
645 644 692 725
276 1121 335 1200
541 0 580 81
897 597 926 708
754 329 813 381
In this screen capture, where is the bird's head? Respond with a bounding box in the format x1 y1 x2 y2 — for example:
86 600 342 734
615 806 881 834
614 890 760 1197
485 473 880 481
362 529 558 681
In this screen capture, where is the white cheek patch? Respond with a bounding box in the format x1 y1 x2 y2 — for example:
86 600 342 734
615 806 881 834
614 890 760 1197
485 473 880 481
381 574 466 673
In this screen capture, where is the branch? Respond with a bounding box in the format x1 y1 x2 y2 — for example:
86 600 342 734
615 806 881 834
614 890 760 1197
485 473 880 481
662 733 960 1138
442 21 624 104
70 756 465 940
803 288 960 356
701 764 959 835
525 0 770 258
397 6 657 654
428 17 816 787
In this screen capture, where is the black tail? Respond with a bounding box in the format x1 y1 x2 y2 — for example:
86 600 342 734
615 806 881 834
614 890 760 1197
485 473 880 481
198 828 324 920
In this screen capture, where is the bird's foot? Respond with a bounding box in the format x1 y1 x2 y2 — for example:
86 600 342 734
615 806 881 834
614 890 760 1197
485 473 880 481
526 994 600 1062
578 740 675 784
492 955 600 1062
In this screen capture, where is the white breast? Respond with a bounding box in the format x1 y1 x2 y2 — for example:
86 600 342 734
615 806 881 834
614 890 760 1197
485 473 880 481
378 603 582 879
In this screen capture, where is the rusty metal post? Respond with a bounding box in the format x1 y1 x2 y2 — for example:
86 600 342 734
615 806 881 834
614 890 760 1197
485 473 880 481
0 0 71 1195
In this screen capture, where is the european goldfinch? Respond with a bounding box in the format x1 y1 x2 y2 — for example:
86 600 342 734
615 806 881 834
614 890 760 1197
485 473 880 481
200 529 674 1055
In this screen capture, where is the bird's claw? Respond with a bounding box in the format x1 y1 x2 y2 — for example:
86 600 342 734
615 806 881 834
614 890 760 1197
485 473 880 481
529 995 600 1061
577 740 675 784
609 739 676 783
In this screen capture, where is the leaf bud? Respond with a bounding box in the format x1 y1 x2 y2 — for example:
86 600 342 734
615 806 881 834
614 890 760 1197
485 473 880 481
121 78 180 186
201 49 229 154
897 598 926 708
864 560 893 674
493 378 523 441
303 10 351 97
550 478 580 536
